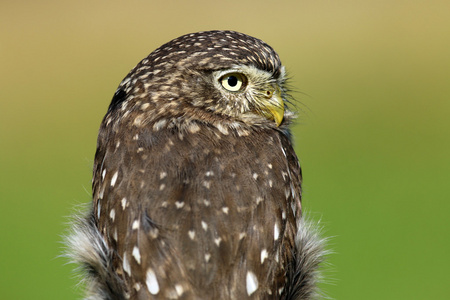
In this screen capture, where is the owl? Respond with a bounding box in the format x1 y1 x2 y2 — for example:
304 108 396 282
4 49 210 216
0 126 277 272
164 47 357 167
67 30 325 300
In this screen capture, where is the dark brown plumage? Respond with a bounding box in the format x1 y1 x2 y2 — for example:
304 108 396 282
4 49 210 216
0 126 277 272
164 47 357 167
67 30 325 300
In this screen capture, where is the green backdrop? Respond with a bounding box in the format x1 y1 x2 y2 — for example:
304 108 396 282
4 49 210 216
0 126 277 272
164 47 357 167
1 1 449 299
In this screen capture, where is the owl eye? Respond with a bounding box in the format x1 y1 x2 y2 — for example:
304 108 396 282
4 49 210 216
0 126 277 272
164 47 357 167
220 73 247 92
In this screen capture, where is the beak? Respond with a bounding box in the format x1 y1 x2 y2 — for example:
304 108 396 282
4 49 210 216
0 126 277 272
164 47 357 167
257 86 285 126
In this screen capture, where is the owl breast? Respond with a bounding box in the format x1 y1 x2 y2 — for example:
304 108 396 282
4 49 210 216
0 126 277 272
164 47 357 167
93 122 299 299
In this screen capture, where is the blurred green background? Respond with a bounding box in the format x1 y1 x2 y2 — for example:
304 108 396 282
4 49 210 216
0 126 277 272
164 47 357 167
1 0 449 299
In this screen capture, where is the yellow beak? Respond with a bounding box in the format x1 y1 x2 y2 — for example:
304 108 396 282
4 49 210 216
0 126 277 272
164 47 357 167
257 87 285 126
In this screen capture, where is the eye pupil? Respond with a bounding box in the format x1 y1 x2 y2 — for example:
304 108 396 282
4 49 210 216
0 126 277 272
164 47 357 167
227 76 238 87
220 72 245 92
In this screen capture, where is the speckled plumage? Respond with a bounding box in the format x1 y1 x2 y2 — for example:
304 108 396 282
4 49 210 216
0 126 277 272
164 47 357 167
67 30 325 300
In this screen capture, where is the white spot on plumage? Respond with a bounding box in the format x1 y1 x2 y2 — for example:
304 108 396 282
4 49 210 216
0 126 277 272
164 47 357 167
99 184 105 199
97 200 101 219
150 228 159 239
204 253 211 262
134 283 141 291
132 220 140 230
140 103 150 110
137 147 144 153
246 271 259 296
188 230 195 240
133 115 144 127
222 207 229 214
274 223 280 240
216 123 229 135
175 201 185 209
146 268 160 295
236 128 250 136
109 209 115 221
202 180 211 189
285 188 291 199
165 139 174 150
133 134 139 140
269 180 273 187
214 237 222 246
101 169 106 180
282 210 286 220
187 122 200 133
201 221 208 231
121 198 127 210
113 228 118 241
121 77 131 87
239 232 246 240
256 196 263 204
203 199 210 206
253 173 259 180
175 284 184 296
153 119 167 131
160 171 167 179
205 171 214 176
159 184 166 191
261 249 268 264
132 246 141 264
123 252 131 276
111 171 118 187
280 145 287 157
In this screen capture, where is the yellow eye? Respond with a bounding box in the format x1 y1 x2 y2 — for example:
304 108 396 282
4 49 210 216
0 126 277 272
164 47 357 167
220 73 246 92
